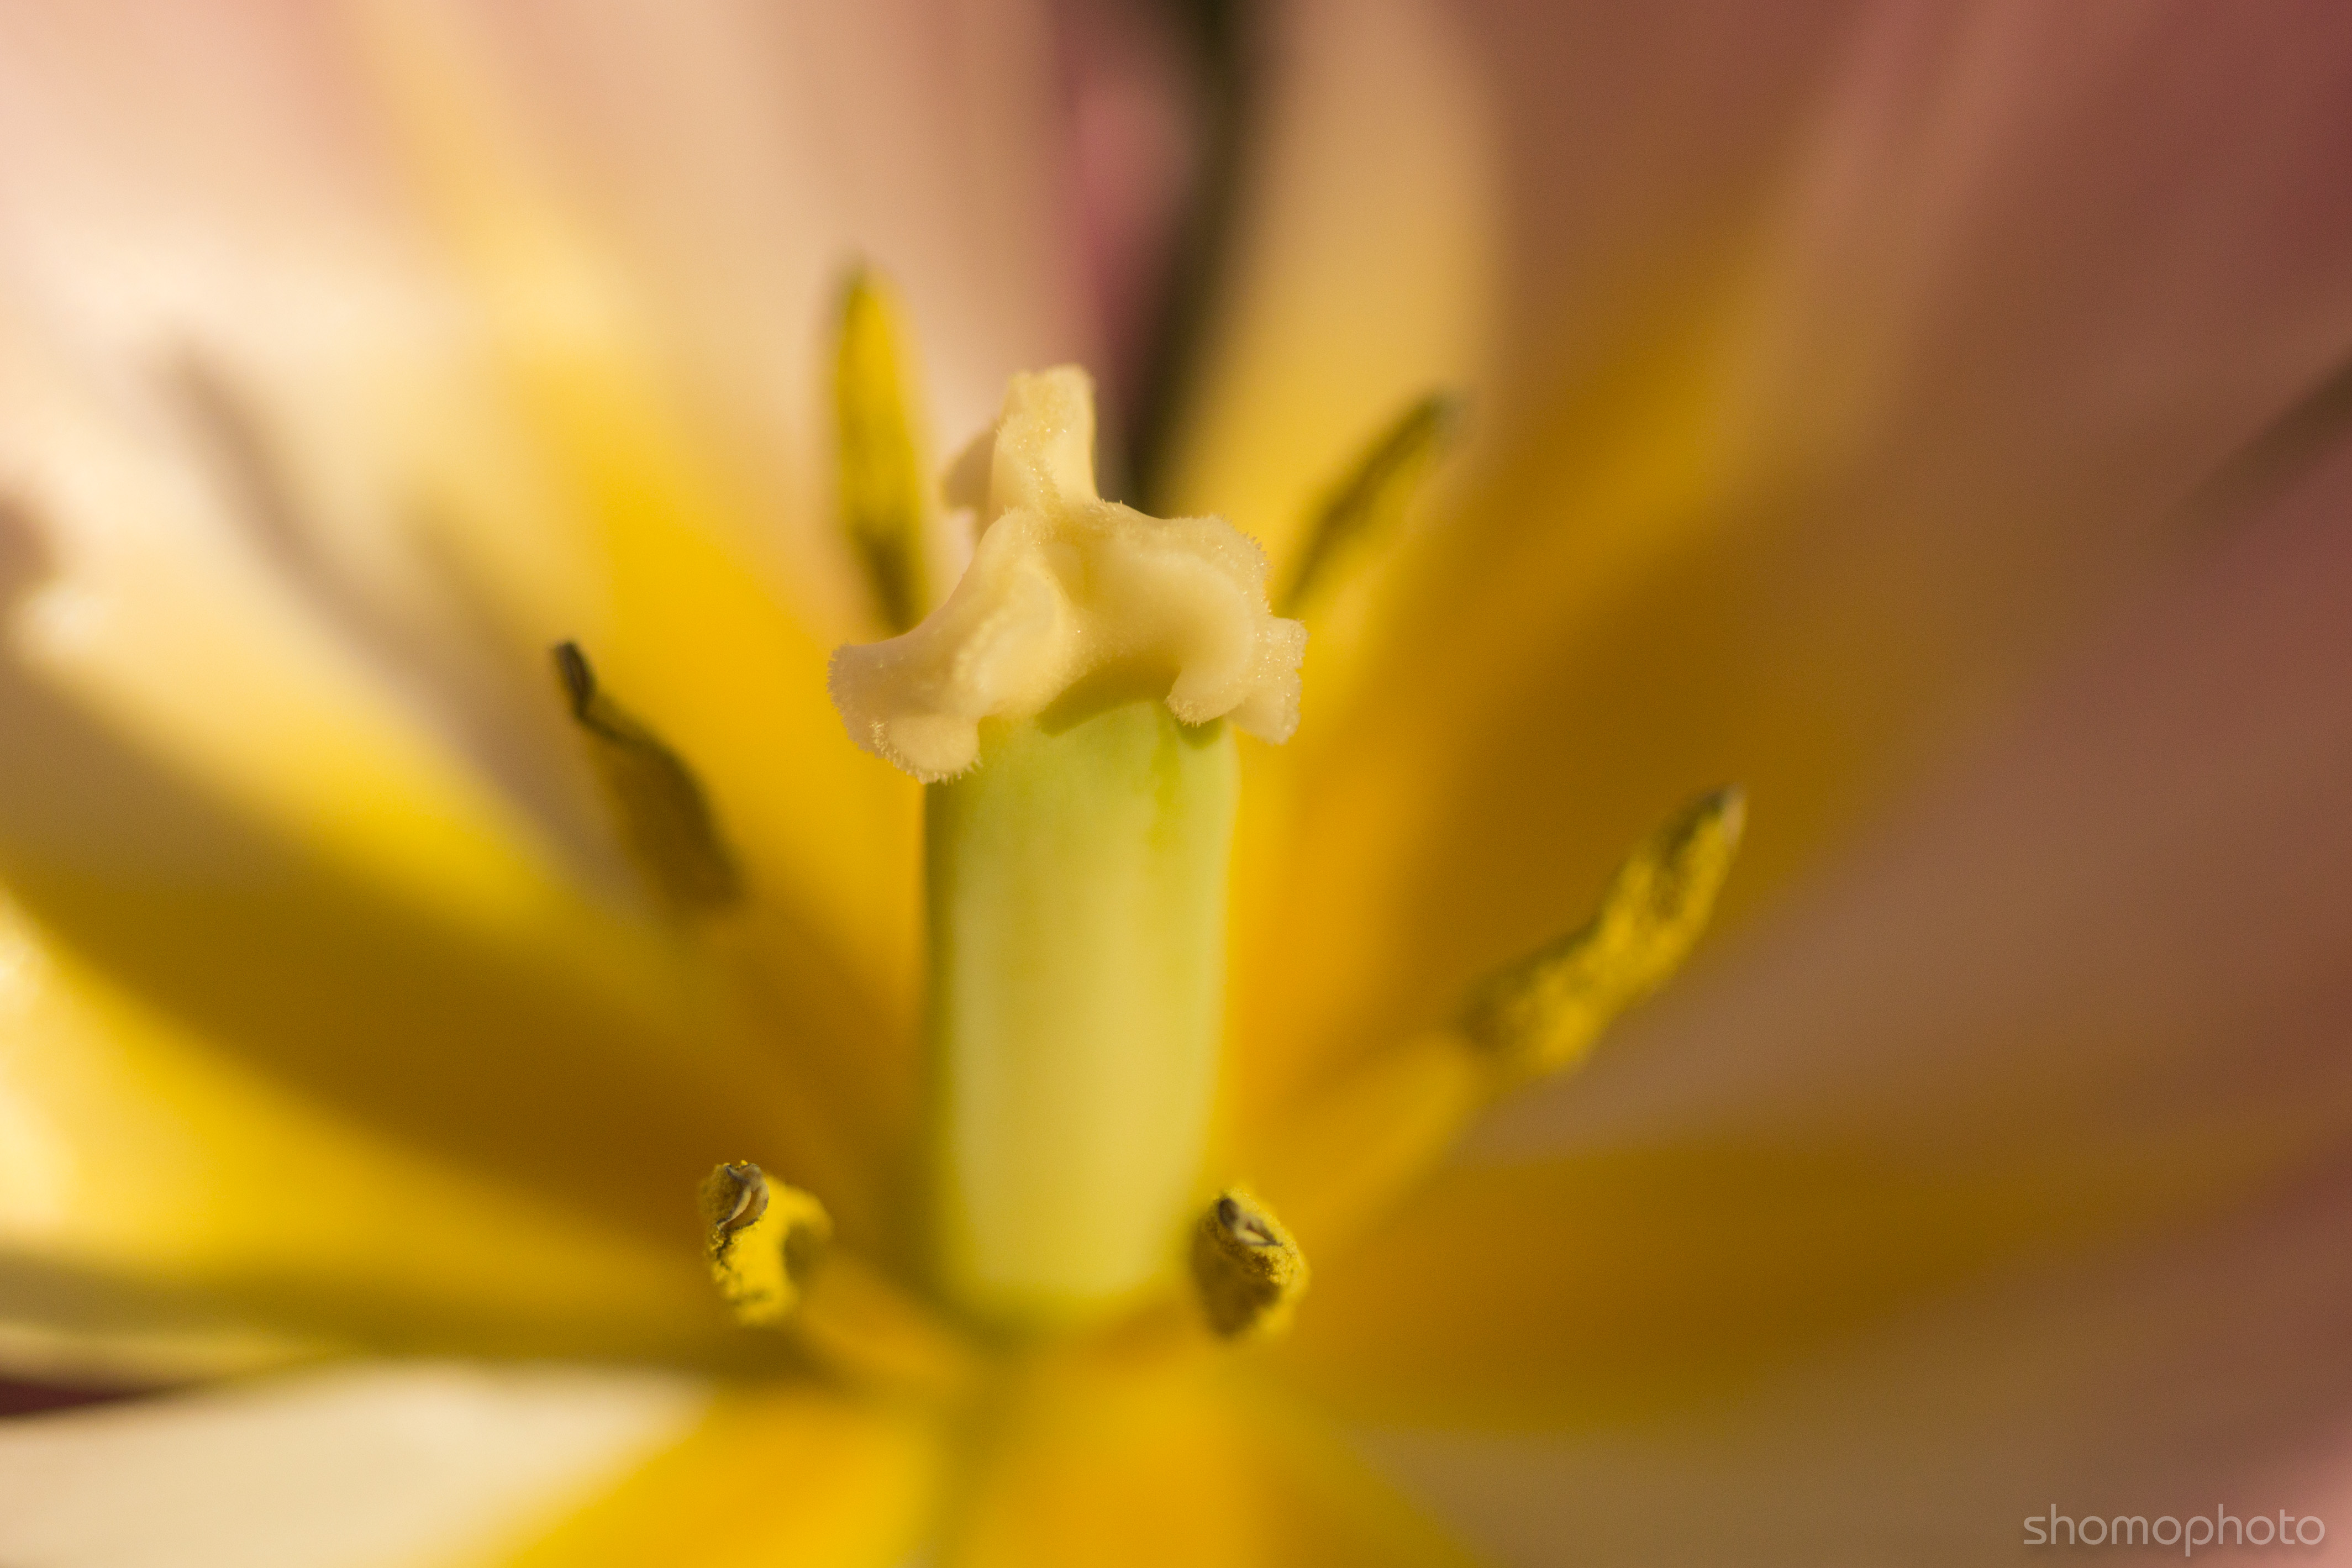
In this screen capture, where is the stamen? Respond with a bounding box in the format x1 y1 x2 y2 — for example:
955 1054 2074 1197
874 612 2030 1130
1460 787 1746 1086
828 367 1306 781
1278 392 1462 616
697 1161 832 1327
1255 789 1747 1253
834 267 933 633
553 642 741 913
1188 1186 1309 1339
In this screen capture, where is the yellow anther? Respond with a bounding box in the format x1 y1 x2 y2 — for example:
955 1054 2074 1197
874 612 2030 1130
553 642 741 913
1278 392 1461 616
698 1161 832 1328
834 266 932 633
1460 787 1746 1086
1188 1186 1309 1340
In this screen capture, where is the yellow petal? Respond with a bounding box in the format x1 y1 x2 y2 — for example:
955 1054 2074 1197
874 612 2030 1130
0 4 1108 1209
1282 1132 2302 1431
497 1382 941 1568
0 495 839 1254
944 1350 1477 1568
356 0 922 1039
0 500 828 1266
347 0 1118 1020
0 891 744 1371
1341 1154 2352 1564
1288 423 2352 1426
0 22 903 1248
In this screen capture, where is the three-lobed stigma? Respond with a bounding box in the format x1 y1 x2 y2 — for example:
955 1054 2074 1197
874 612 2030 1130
828 367 1306 782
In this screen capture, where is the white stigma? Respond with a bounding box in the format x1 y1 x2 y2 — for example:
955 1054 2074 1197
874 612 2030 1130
828 367 1306 781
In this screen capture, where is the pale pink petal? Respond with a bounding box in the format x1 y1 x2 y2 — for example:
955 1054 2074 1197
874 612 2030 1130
1043 0 1217 439
422 0 1104 549
1349 1156 2352 1565
1243 1 2352 1108
1476 394 2352 1172
1283 348 2352 1554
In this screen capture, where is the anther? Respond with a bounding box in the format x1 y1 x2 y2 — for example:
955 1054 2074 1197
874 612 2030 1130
1190 1186 1309 1340
834 266 933 633
697 1161 832 1327
1459 786 1745 1086
710 1160 769 1234
553 642 743 913
1279 391 1461 616
1216 1195 1277 1246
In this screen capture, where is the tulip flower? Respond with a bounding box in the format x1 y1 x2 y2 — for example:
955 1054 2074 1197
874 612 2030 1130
3 3 2352 1566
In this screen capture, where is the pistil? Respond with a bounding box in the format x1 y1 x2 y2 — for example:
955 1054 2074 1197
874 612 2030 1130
926 703 1235 1323
828 366 1304 1328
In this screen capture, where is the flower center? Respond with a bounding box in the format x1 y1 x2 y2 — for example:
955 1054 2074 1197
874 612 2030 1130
554 281 1735 1360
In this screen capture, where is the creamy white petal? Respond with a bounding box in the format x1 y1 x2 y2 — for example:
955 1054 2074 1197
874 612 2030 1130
0 1361 705 1568
0 0 1102 946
